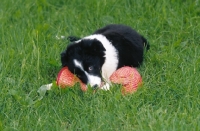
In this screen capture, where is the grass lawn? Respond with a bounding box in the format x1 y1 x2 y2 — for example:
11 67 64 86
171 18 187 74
0 0 200 130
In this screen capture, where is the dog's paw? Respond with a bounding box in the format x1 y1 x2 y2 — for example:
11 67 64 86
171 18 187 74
100 83 110 90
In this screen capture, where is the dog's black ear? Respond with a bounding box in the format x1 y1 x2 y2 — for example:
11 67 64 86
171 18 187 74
90 39 105 52
61 43 81 67
80 39 105 54
67 36 80 42
61 50 68 67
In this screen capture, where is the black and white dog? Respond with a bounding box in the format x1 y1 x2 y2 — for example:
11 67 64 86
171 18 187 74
61 24 149 90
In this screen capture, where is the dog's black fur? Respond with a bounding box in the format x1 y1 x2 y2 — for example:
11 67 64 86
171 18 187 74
61 24 149 88
94 24 149 68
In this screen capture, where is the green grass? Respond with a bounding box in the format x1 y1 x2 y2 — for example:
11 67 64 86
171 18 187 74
1 0 200 130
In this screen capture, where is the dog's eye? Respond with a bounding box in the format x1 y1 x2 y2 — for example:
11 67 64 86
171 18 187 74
88 66 93 71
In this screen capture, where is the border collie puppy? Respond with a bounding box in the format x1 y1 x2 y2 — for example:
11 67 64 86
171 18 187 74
61 24 149 90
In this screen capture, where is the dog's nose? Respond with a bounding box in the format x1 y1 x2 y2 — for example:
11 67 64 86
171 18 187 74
92 84 98 89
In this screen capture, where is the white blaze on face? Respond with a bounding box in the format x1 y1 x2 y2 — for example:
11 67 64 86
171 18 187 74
73 59 101 87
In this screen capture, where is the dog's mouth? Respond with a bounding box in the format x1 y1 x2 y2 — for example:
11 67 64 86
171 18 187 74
91 82 103 87
91 82 105 89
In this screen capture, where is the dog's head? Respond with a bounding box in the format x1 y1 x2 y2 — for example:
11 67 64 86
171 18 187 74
61 38 106 87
